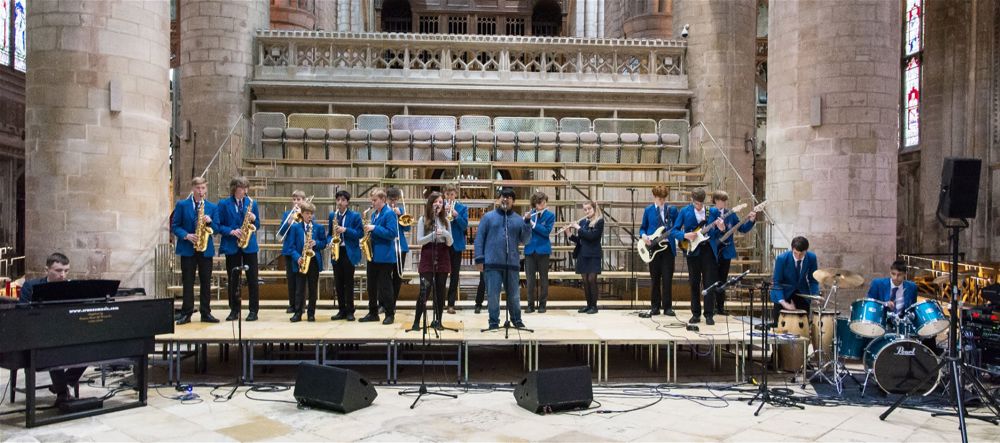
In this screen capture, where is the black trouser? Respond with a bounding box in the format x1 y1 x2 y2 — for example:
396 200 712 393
180 254 213 316
333 247 355 315
717 257 731 312
447 249 463 307
525 254 550 309
649 251 675 311
49 367 87 396
581 273 599 309
284 256 297 309
475 273 486 306
225 252 259 314
294 259 320 316
686 243 719 318
391 251 408 303
415 272 448 326
368 262 396 317
771 292 810 326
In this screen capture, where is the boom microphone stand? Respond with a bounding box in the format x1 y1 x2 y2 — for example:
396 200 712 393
627 187 638 308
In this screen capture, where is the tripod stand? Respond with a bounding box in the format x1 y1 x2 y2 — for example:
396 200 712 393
480 270 535 338
745 282 803 415
880 220 1000 441
805 279 845 393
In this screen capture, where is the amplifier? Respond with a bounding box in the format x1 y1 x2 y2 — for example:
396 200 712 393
962 308 1000 367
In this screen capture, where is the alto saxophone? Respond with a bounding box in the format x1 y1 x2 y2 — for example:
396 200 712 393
330 211 342 262
360 206 373 262
299 222 314 274
237 196 256 250
194 201 213 253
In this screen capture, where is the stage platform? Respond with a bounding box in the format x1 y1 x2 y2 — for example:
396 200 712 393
156 309 808 386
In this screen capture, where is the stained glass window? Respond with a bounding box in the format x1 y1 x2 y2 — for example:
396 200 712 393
904 0 922 56
13 0 24 71
0 0 9 66
901 0 922 149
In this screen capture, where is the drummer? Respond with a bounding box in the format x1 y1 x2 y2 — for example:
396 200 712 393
769 236 820 326
867 259 918 315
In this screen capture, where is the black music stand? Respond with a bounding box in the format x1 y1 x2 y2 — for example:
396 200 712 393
743 282 802 415
30 280 121 305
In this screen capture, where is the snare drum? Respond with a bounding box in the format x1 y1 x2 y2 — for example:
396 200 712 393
908 299 949 338
775 310 809 372
864 334 940 395
850 298 887 338
836 317 871 360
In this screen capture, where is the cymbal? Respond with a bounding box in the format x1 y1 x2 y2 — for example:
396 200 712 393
794 292 822 301
812 268 865 289
932 273 974 286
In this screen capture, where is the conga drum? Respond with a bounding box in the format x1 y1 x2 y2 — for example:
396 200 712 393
775 310 809 372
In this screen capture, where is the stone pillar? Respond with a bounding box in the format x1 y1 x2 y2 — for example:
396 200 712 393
338 0 350 31
623 0 672 39
766 1 900 276
673 0 756 196
314 0 338 32
585 0 598 37
178 0 268 196
24 0 171 287
270 0 317 30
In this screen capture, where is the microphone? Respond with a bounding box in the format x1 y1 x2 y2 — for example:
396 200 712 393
704 270 751 296
702 280 722 297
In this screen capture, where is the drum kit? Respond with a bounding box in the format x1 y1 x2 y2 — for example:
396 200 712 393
777 268 950 396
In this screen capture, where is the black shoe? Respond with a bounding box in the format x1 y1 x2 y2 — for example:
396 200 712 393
174 312 186 321
331 312 348 321
175 314 191 325
382 316 394 325
577 307 589 313
688 315 701 324
538 306 547 313
358 314 379 323
585 307 598 314
717 308 729 316
286 307 295 313
527 305 535 314
664 309 676 316
225 311 239 322
307 315 316 322
201 313 220 323
639 310 660 318
705 317 715 326
290 313 302 322
431 320 443 330
347 313 356 321
474 305 482 314
245 312 258 322
514 322 526 328
488 324 499 330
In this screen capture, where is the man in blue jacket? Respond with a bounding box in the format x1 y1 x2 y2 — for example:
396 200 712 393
359 188 399 325
171 177 220 325
867 259 918 315
639 185 679 318
711 191 757 316
329 190 364 321
217 176 261 322
671 189 724 325
283 202 328 322
769 236 820 326
444 184 469 315
524 191 555 313
475 188 531 330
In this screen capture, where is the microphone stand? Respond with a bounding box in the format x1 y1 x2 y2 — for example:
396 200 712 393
225 265 246 399
742 281 802 415
626 187 638 307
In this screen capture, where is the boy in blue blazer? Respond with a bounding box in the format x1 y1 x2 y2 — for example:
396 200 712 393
639 185 679 318
444 184 470 314
711 191 758 316
867 259 918 315
670 189 724 325
278 190 307 313
284 202 328 322
217 176 261 322
359 189 399 325
524 191 555 313
171 177 220 325
329 190 364 321
770 236 820 325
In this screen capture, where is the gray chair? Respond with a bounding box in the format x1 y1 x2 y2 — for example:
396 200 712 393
369 129 390 161
433 130 454 161
283 127 306 160
516 131 538 162
474 131 495 161
261 127 285 159
305 128 327 160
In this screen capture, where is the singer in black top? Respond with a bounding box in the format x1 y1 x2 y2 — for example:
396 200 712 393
566 201 604 314
412 192 453 330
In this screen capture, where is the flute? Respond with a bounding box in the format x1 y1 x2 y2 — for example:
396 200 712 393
555 217 587 236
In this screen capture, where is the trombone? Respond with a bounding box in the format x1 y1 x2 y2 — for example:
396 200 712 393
277 195 313 242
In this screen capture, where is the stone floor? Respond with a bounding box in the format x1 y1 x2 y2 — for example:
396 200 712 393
2 368 998 442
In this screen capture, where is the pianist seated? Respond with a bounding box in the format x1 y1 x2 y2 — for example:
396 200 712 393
19 252 87 404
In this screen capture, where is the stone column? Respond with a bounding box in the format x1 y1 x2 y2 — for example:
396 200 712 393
673 0 756 197
623 0 672 39
270 0 317 30
178 0 268 196
766 1 900 276
314 0 338 32
25 0 171 288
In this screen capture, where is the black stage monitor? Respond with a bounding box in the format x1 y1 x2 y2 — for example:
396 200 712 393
30 280 121 305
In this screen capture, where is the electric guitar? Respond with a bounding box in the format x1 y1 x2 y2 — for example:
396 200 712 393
637 225 672 263
678 203 747 254
719 201 767 245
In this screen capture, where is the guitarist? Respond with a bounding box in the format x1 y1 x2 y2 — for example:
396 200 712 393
670 188 724 325
639 185 679 318
711 191 758 316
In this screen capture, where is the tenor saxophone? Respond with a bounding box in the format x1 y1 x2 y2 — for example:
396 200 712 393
299 222 314 274
360 206 373 262
194 201 213 253
237 196 256 250
330 211 342 262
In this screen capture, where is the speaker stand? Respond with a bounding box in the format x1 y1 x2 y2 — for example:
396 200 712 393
400 275 456 409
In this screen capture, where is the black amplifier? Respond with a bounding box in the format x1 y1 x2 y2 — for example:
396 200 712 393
962 306 1000 368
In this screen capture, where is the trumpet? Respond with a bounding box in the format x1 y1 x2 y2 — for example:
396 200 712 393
555 217 587 236
445 200 455 222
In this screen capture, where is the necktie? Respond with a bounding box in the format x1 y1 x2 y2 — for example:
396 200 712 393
660 206 666 225
795 259 802 277
891 287 900 313
237 199 243 213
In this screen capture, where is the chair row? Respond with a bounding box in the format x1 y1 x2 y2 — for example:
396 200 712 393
259 128 685 163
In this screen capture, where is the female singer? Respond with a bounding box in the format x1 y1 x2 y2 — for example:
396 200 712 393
413 192 453 330
566 200 604 314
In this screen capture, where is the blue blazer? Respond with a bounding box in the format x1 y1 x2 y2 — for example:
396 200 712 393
18 277 48 304
369 205 398 264
449 202 470 253
867 278 918 311
770 250 820 303
639 204 679 257
524 209 555 255
171 197 219 257
670 204 721 258
718 211 755 261
282 221 329 273
217 196 261 255
329 209 364 266
569 218 604 258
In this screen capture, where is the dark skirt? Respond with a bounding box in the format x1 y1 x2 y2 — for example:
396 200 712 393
418 242 452 273
575 256 602 275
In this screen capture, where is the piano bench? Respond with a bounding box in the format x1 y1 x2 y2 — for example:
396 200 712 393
9 369 81 403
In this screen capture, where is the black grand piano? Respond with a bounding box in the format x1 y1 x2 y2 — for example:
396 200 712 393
0 280 174 427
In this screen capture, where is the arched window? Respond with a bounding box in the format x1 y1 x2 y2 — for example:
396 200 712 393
901 0 923 149
531 0 562 37
381 0 412 33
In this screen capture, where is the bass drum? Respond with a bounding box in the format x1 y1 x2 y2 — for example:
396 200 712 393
864 334 940 395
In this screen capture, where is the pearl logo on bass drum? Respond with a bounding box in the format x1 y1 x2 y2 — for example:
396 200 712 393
894 346 917 357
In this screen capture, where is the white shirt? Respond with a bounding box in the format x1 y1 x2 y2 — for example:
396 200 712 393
695 206 706 223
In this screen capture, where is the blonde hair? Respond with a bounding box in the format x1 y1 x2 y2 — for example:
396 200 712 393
583 200 602 224
299 202 316 214
651 185 670 199
190 177 208 187
370 188 387 200
712 190 729 203
291 190 307 199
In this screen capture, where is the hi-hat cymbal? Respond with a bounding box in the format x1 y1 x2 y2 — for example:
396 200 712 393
812 268 865 288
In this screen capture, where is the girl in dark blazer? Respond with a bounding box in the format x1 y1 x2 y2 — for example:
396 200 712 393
567 201 604 314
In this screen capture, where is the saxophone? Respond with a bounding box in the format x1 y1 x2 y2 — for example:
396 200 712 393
194 201 213 253
330 210 342 262
360 206 373 262
299 222 314 274
236 196 256 250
